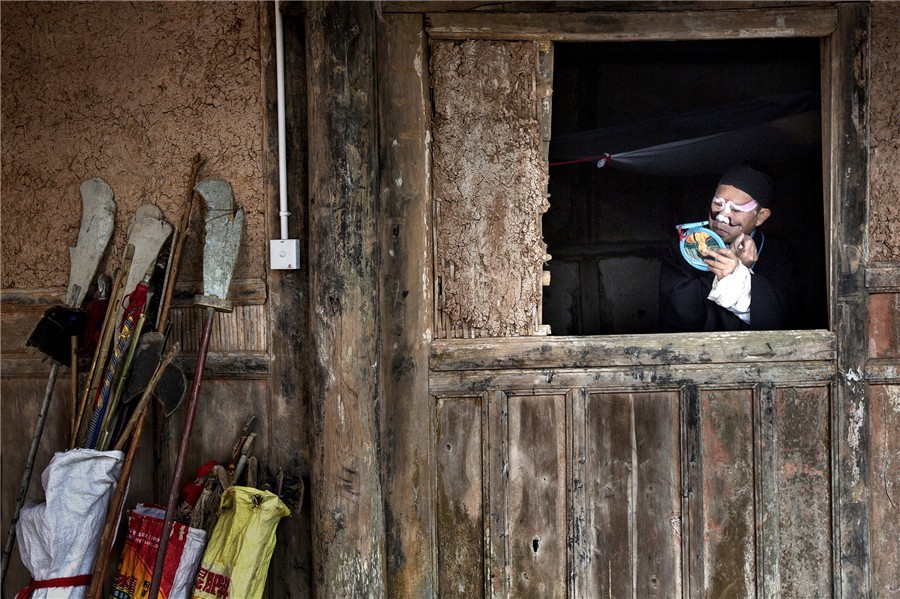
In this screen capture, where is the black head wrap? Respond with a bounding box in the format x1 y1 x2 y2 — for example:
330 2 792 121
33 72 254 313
718 165 774 208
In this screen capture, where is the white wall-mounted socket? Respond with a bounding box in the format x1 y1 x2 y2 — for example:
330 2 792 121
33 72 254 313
270 239 300 270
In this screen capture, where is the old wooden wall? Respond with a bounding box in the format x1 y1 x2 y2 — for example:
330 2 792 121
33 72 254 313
2 1 900 598
866 2 900 596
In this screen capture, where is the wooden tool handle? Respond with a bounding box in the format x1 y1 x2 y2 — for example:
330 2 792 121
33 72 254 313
157 153 206 332
72 245 135 449
85 344 178 599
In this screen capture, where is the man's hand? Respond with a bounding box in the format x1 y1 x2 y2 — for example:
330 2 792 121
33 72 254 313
731 232 759 269
702 247 740 280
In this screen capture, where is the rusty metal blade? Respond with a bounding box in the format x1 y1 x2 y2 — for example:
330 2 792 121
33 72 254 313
194 179 244 303
66 178 116 308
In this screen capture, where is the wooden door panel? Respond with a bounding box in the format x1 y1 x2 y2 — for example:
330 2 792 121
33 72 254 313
507 392 568 599
691 388 757 598
578 391 682 599
757 385 832 597
436 395 486 599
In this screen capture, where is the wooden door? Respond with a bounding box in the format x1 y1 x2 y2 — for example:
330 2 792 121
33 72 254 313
429 335 834 598
377 5 867 598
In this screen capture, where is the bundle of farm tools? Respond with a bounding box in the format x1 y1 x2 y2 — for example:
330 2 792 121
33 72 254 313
3 159 299 599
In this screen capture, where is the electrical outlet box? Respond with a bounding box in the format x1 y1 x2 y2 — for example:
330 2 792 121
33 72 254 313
270 239 300 270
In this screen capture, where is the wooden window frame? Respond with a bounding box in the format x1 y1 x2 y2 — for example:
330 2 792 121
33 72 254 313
425 6 852 366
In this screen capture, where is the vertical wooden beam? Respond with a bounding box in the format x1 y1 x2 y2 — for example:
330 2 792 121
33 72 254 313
306 2 385 596
267 3 313 595
681 385 702 599
828 3 871 597
377 12 436 599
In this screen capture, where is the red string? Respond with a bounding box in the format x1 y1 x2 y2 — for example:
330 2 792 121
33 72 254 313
549 153 611 167
16 574 91 599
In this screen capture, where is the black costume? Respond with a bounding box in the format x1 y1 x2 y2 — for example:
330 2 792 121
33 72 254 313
658 232 798 332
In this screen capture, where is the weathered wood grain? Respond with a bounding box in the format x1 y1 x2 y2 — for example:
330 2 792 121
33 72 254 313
263 3 313 596
766 386 832 597
506 393 567 599
306 3 385 597
377 13 436 599
868 293 900 359
430 361 835 394
380 2 830 15
486 390 509 599
580 391 681 598
425 8 838 41
865 264 900 293
697 388 756 598
435 396 485 599
869 384 900 597
866 358 900 384
828 4 872 596
431 330 836 371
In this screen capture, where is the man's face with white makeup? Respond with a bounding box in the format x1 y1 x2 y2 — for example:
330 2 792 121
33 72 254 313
708 184 771 245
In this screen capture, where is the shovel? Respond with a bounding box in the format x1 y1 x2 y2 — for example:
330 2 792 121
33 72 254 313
1 178 116 585
148 180 243 599
108 330 186 448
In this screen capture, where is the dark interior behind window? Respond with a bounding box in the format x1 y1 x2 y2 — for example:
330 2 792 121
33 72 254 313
543 39 826 335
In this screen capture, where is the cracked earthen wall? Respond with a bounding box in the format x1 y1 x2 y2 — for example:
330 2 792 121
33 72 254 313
869 2 900 261
1 1 268 291
431 40 550 338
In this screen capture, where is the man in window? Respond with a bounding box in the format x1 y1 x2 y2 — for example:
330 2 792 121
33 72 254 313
659 164 798 332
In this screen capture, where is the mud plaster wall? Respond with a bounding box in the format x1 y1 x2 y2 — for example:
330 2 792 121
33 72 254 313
1 1 267 291
869 2 900 261
431 40 549 338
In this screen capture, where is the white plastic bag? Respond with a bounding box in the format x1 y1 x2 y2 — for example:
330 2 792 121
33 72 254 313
16 449 124 599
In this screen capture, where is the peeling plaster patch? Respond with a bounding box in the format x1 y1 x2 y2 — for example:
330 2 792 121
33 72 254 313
848 398 865 483
846 367 863 382
886 385 900 413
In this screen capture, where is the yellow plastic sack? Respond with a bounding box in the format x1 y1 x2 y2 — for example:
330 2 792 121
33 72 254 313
191 487 290 599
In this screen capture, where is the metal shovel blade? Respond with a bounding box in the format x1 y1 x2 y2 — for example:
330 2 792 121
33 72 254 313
121 331 186 416
113 204 174 327
194 180 244 308
67 178 116 308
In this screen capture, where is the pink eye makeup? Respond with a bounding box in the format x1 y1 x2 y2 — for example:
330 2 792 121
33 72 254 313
712 196 758 213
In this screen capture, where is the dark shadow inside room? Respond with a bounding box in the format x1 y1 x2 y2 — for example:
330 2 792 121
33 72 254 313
543 38 827 336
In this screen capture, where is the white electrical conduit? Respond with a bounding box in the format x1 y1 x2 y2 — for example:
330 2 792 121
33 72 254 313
275 0 289 240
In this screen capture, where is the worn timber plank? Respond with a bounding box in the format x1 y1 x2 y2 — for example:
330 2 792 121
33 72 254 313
306 3 385 597
868 293 900 359
506 393 567 599
865 263 900 293
579 392 681 598
435 395 486 599
697 388 756 598
774 386 832 596
431 330 836 371
486 391 509 599
425 8 837 41
429 361 835 394
377 13 436 599
382 2 830 14
865 358 900 384
828 4 872 596
869 384 900 597
263 3 312 596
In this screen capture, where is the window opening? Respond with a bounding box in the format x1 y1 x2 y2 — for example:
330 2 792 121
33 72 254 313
543 39 826 335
